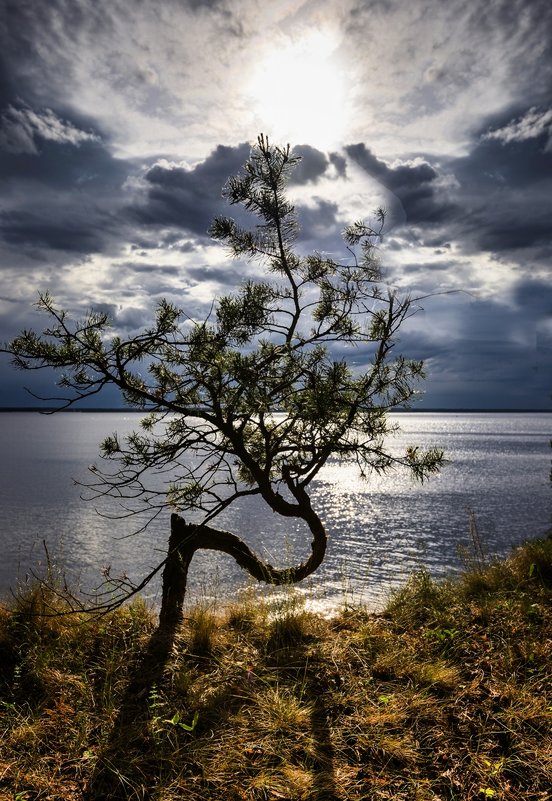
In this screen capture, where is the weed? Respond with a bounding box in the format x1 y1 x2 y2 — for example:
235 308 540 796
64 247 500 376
385 568 452 628
163 709 199 732
425 626 460 643
186 604 218 657
458 509 490 573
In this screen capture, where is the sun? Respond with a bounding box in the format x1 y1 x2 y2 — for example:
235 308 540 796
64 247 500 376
247 31 349 150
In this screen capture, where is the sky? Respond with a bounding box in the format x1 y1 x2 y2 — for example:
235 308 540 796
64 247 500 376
0 0 551 409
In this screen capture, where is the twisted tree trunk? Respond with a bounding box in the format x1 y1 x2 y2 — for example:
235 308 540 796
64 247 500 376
158 509 327 629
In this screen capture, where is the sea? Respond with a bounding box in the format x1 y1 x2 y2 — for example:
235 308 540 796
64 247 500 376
0 411 550 612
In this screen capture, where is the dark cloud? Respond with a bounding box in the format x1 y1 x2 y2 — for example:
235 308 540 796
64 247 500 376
456 116 552 191
0 208 113 253
345 143 454 224
329 152 347 178
0 109 131 257
464 0 552 107
446 107 552 255
0 103 100 155
345 104 552 265
296 199 341 242
129 233 200 254
186 0 226 11
476 218 552 254
347 143 438 188
130 142 251 235
336 315 551 409
186 264 248 287
0 1 102 108
0 117 126 190
0 55 17 108
286 145 348 185
114 306 153 332
133 141 346 238
513 278 552 317
289 145 331 184
394 294 552 409
425 343 551 408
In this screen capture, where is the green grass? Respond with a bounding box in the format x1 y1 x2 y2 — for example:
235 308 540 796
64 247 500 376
0 536 551 800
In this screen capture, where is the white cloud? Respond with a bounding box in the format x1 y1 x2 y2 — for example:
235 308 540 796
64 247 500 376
483 107 552 149
342 0 552 158
5 0 551 161
0 105 100 154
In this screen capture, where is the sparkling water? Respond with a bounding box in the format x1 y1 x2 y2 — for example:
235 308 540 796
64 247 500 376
1 411 550 610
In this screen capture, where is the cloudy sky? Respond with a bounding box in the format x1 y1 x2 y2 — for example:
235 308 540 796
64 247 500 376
1 0 551 408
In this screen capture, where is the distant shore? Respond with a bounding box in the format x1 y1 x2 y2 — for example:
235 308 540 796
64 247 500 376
1 406 551 413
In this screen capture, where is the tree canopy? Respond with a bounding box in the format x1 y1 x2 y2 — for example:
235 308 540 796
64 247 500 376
6 134 444 626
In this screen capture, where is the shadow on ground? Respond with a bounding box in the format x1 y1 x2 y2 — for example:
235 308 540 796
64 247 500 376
84 618 341 800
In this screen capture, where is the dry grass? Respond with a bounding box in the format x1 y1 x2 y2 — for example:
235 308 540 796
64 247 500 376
0 536 551 800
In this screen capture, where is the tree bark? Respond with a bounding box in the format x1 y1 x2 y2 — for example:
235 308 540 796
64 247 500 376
158 514 196 629
158 510 327 629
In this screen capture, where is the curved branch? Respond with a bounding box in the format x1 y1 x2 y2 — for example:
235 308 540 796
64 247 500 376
159 511 327 628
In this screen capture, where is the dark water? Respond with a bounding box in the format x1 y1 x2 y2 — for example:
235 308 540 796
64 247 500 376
0 411 550 611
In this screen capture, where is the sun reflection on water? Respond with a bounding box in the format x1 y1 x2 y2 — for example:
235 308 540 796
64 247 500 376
1 412 550 613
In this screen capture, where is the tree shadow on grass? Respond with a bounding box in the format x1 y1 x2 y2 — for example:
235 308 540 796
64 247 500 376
309 693 339 800
84 611 341 801
84 621 180 801
261 626 340 801
183 637 341 800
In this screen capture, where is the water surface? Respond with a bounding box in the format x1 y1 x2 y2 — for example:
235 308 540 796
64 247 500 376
1 411 550 610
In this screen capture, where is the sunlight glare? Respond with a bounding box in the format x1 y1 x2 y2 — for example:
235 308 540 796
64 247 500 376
247 31 349 150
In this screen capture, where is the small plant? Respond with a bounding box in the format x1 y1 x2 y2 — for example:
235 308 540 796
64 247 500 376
225 587 268 633
267 609 312 652
457 509 490 573
147 683 163 713
163 709 199 732
481 757 506 776
187 605 218 657
385 568 451 628
424 626 460 652
147 679 199 748
426 626 459 640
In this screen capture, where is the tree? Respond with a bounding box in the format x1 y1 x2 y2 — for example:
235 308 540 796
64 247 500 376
6 134 444 628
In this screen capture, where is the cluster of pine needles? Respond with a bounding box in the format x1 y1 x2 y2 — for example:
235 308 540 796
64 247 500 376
0 536 551 800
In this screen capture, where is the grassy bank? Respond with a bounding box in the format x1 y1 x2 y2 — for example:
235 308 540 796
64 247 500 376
0 538 551 801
